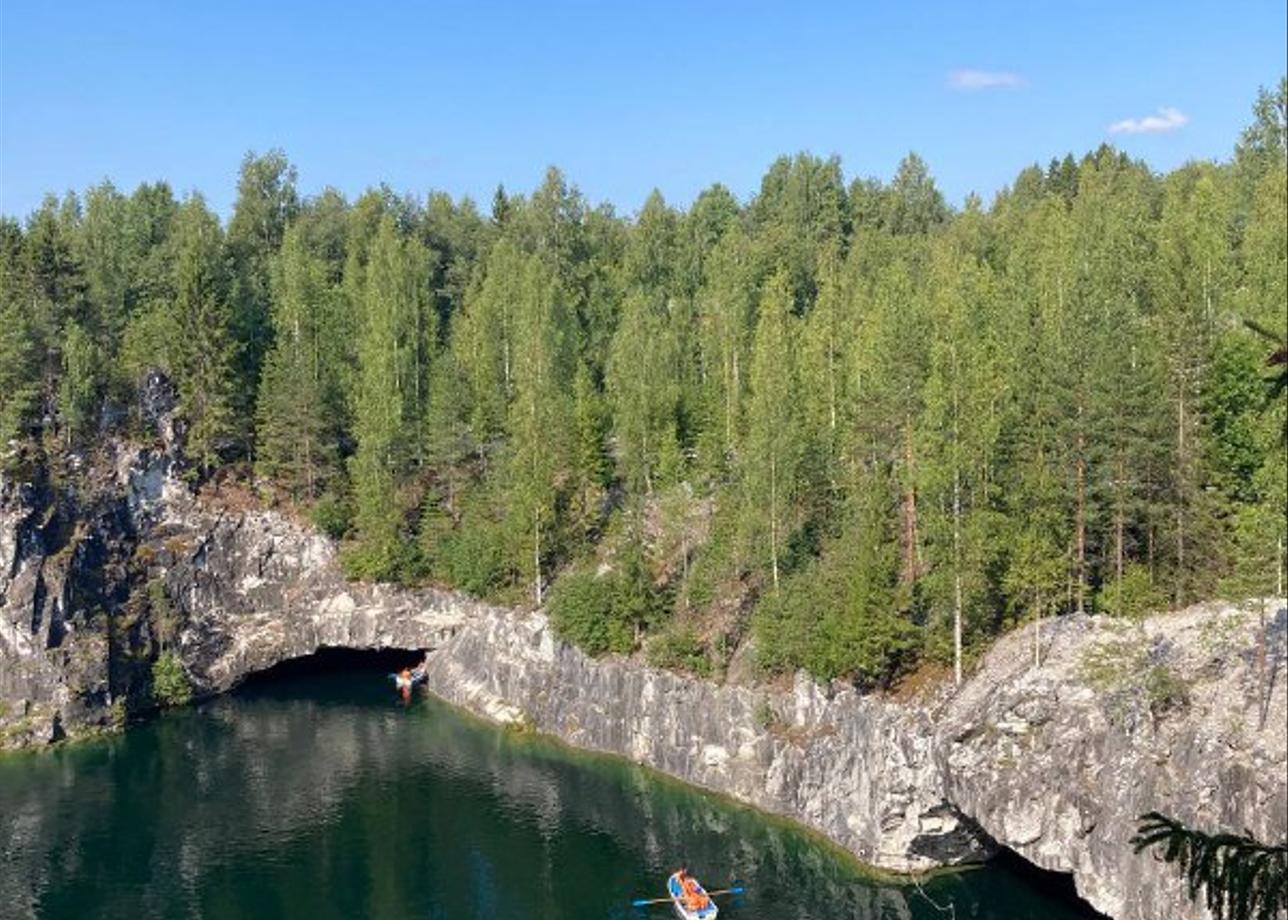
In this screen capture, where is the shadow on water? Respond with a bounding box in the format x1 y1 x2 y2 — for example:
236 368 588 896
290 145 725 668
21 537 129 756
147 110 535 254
986 847 1111 919
233 646 427 689
0 667 1107 920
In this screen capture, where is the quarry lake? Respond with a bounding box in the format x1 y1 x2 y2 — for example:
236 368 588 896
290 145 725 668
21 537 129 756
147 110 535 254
0 661 1099 919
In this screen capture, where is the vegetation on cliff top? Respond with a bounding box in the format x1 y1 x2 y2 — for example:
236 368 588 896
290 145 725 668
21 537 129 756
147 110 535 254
0 81 1283 689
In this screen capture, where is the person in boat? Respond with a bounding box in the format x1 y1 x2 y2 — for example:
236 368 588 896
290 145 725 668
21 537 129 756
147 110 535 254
675 867 709 911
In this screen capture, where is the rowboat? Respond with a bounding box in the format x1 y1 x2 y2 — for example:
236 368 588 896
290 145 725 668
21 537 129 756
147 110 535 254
667 871 718 920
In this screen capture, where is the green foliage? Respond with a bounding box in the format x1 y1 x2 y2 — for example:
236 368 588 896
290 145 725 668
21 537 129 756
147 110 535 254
1143 663 1189 715
549 543 666 657
548 569 634 656
58 321 100 442
255 226 340 499
755 471 917 686
309 491 352 540
1099 564 1167 619
151 652 192 708
4 79 1286 687
347 217 433 579
752 699 778 730
646 628 711 676
433 504 512 598
169 195 240 472
1132 811 1287 920
0 222 40 451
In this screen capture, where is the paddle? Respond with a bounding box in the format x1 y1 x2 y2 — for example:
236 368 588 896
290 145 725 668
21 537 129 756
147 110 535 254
630 886 745 907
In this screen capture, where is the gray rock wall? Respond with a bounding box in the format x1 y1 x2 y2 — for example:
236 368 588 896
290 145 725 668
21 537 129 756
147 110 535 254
421 604 1287 920
1 445 481 745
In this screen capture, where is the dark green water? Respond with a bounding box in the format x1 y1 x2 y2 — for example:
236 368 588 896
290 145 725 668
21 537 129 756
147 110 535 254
0 666 1097 920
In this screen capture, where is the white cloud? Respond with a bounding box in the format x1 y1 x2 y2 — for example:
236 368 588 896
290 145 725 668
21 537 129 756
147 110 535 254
1107 107 1190 135
947 69 1023 91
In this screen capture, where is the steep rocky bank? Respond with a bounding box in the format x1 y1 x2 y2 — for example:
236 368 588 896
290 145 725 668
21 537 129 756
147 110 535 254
0 437 486 746
420 601 1287 920
2 438 1285 919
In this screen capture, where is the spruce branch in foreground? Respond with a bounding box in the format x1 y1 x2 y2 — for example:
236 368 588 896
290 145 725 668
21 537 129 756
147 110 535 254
1131 811 1287 920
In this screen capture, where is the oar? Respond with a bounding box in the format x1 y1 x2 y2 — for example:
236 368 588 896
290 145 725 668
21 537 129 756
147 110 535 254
631 886 745 907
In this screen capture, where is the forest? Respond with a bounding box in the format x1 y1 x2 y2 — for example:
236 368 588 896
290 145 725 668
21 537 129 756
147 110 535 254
1 80 1283 688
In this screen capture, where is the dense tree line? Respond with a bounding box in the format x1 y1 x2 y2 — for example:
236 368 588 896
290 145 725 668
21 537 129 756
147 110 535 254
1 81 1284 686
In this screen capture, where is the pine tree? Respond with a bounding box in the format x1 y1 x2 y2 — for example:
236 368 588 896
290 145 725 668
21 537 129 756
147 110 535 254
1154 166 1236 603
744 270 800 589
696 224 756 466
0 220 38 453
507 253 575 605
918 230 1004 683
347 217 433 579
169 196 239 475
607 289 681 494
850 257 932 587
569 361 610 537
454 237 524 447
255 226 339 499
227 150 300 417
77 181 135 353
58 321 100 444
798 243 849 498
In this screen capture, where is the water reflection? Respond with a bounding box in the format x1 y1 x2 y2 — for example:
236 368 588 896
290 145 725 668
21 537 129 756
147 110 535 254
0 671 1095 920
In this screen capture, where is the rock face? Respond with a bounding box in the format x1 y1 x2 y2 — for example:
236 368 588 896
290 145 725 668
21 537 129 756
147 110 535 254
421 604 1287 920
1 442 482 746
3 436 1285 920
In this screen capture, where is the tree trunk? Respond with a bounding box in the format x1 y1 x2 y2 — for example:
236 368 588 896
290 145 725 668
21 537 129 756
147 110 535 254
769 454 779 589
901 421 920 585
1175 372 1187 607
952 373 963 687
1075 430 1086 615
953 467 963 687
1115 456 1125 616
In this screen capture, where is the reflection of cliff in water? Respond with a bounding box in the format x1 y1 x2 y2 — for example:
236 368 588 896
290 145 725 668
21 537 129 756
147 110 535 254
430 712 917 919
0 672 1095 919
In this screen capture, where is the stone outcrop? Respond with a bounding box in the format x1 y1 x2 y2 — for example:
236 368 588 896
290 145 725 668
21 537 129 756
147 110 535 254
2 435 1285 919
421 603 1287 920
1 443 482 746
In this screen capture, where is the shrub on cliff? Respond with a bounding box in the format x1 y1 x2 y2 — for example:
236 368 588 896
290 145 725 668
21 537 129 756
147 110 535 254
151 652 192 708
1098 563 1166 619
646 628 711 676
549 549 666 657
310 492 352 540
548 570 633 655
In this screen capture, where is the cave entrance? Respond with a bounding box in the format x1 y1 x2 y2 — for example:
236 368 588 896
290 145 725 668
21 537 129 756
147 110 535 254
989 845 1110 918
235 646 428 690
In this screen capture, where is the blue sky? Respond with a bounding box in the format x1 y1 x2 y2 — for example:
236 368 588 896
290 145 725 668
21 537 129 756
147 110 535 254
1 1 1284 220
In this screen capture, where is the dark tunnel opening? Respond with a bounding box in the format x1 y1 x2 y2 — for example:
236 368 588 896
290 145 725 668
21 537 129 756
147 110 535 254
234 646 428 690
988 846 1111 918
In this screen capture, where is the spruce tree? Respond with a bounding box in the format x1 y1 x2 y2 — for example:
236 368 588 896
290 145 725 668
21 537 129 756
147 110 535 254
0 220 38 452
169 196 239 475
255 226 338 499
